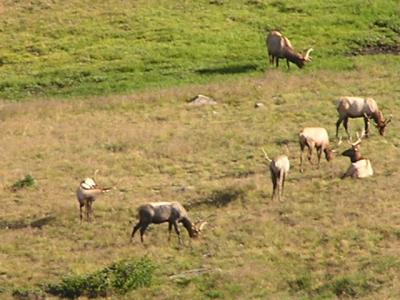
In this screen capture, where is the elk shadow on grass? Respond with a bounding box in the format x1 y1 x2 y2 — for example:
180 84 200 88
196 64 259 75
0 215 56 230
186 186 248 209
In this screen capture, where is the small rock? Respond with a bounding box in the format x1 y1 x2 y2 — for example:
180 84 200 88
255 102 265 108
188 94 217 106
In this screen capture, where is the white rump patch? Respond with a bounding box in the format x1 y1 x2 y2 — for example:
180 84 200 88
81 178 97 189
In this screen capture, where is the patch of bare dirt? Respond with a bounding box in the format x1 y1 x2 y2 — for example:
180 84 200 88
351 44 400 56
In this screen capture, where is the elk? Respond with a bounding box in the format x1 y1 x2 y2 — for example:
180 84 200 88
299 127 341 173
341 131 373 179
130 202 207 245
262 148 290 201
76 178 111 222
336 96 392 138
266 31 313 69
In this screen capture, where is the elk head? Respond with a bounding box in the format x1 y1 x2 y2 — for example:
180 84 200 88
376 113 392 136
191 221 208 238
325 136 342 161
342 131 364 162
295 48 314 68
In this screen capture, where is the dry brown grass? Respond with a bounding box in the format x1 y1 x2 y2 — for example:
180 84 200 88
1 63 400 298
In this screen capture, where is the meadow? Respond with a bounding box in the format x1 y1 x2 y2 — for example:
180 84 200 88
0 0 400 299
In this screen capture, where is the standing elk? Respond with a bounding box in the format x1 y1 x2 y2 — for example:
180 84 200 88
336 96 392 138
341 131 373 179
76 178 111 222
262 148 290 201
299 127 341 173
266 31 313 69
130 201 207 245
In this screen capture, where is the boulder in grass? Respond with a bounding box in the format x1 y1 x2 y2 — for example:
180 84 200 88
188 94 217 106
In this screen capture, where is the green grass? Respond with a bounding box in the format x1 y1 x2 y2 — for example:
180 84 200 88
0 0 399 100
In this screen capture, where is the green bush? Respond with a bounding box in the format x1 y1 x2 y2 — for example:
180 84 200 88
45 257 155 298
10 175 36 192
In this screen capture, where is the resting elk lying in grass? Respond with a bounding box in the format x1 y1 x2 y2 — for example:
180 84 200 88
262 148 290 201
76 178 111 222
266 31 313 69
341 131 373 179
130 201 207 245
336 96 392 138
299 127 342 173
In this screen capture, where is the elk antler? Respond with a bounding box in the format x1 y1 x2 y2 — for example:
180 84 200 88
261 148 272 162
304 48 314 61
385 114 393 125
350 130 365 147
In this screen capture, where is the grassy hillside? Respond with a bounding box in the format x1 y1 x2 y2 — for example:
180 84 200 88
0 60 400 299
0 0 399 100
1 0 400 299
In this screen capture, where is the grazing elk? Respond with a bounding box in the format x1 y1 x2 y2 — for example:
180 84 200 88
336 96 392 138
341 132 373 179
266 31 313 69
262 148 290 201
130 202 207 245
76 178 111 222
299 127 341 172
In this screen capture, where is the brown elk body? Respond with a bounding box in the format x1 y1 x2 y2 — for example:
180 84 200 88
299 127 339 172
76 178 111 222
336 96 392 138
341 132 373 179
130 201 206 245
266 31 313 69
262 149 290 201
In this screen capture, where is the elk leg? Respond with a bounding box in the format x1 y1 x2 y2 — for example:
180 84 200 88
139 223 149 243
173 221 183 245
85 202 90 222
79 203 84 223
89 201 94 222
269 54 273 65
270 169 277 200
275 58 279 68
286 59 290 69
130 222 142 242
281 172 286 199
317 147 322 169
363 116 370 137
278 171 285 201
307 144 314 165
336 118 343 138
168 222 172 241
343 117 350 137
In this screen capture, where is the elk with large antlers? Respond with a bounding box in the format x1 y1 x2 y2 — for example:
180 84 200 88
130 201 207 245
76 178 111 222
341 131 373 179
262 148 290 201
336 96 392 138
299 127 341 173
266 31 313 69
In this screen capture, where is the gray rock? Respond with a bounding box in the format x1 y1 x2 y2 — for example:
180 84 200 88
188 94 217 106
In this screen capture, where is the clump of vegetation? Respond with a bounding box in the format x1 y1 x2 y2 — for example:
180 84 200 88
9 175 36 192
44 257 155 298
12 287 45 300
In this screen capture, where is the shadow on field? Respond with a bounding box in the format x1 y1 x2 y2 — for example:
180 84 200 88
196 64 259 75
0 215 56 230
186 186 247 209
